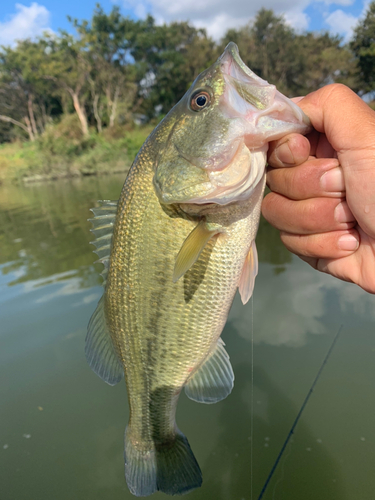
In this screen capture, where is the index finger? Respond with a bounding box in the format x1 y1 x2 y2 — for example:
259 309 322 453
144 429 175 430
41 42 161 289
267 133 310 168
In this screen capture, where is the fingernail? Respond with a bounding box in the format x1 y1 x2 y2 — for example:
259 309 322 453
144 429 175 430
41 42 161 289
320 167 345 192
275 141 294 165
338 234 359 251
334 202 354 223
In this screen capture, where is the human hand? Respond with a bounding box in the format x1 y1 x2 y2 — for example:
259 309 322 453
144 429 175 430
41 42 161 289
262 84 375 293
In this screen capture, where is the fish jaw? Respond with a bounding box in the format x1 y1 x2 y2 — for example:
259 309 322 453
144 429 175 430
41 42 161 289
219 42 311 147
156 145 267 207
153 42 311 208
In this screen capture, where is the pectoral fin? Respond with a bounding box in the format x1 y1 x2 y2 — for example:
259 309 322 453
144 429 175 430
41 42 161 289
173 220 220 282
238 240 258 304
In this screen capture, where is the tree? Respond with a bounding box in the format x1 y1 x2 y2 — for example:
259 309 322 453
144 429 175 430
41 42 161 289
131 17 217 117
40 33 91 136
221 10 301 96
350 0 375 94
0 39 59 141
221 9 356 97
70 5 138 132
295 32 356 95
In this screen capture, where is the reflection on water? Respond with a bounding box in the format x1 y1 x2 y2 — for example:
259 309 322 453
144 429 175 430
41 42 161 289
1 176 375 500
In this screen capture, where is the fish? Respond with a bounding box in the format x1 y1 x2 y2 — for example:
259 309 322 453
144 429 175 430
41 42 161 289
86 42 310 497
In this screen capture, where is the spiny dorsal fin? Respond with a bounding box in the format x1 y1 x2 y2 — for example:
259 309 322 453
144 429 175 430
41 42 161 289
85 295 124 385
238 240 258 304
173 220 221 282
184 338 234 404
88 200 118 286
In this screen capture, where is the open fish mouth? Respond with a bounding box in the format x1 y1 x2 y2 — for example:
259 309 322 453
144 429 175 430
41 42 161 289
220 42 276 112
219 42 311 139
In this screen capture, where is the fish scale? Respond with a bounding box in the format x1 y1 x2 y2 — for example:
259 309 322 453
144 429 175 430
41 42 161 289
86 42 310 496
106 132 264 442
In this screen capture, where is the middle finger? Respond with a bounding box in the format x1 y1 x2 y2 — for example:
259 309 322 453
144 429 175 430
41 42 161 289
262 193 355 234
267 157 344 200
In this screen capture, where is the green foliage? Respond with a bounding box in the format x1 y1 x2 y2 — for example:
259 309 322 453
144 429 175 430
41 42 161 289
351 1 375 93
0 121 152 181
220 9 356 96
0 38 62 141
0 2 374 180
131 17 217 116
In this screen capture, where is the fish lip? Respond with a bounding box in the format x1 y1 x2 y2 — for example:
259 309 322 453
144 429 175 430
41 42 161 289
219 42 312 133
220 42 253 80
220 42 260 87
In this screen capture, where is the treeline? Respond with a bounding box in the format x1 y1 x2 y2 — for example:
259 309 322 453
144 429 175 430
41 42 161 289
1 3 375 144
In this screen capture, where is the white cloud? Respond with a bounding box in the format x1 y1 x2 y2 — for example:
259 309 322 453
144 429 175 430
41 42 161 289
0 3 51 46
123 0 312 40
230 260 329 348
193 13 250 41
228 254 374 349
324 9 358 41
319 0 355 5
284 10 310 31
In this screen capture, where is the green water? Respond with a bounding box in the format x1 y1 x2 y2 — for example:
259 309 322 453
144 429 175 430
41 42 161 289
1 175 374 500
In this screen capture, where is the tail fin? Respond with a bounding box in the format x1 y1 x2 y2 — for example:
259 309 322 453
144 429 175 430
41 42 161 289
124 427 202 496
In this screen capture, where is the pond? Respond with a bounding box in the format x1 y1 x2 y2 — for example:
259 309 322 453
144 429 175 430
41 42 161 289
1 174 374 500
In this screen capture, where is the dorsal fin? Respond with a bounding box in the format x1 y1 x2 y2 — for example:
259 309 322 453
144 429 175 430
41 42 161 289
88 200 118 286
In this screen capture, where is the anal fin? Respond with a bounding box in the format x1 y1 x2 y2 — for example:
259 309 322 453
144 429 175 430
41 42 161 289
238 240 258 305
85 295 124 386
184 338 234 404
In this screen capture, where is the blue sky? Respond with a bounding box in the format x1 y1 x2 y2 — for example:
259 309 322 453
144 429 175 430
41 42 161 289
0 0 371 46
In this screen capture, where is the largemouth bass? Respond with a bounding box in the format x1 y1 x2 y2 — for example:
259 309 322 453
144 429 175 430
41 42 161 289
86 43 310 496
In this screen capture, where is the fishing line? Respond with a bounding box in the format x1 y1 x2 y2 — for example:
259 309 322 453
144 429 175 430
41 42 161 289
257 325 342 500
271 435 292 500
250 293 254 500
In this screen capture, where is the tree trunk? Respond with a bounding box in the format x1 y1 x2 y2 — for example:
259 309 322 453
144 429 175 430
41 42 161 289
28 95 38 138
72 92 89 136
40 102 48 130
24 116 35 141
93 94 102 133
0 114 34 141
109 86 120 128
36 114 45 134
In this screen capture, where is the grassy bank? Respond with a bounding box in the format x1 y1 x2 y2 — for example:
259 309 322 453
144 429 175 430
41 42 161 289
0 115 153 182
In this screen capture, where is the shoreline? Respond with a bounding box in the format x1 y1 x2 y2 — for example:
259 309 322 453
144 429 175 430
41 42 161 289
20 166 131 184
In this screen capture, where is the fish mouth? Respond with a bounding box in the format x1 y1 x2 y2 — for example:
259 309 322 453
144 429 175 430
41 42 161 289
220 42 276 112
219 42 311 135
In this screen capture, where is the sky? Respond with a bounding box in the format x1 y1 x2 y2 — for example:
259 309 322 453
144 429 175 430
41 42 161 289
0 0 371 48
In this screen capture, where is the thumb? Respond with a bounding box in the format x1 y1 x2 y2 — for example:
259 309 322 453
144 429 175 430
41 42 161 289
298 84 375 238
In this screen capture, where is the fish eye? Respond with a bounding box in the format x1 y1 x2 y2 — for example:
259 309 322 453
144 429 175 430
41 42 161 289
190 91 211 111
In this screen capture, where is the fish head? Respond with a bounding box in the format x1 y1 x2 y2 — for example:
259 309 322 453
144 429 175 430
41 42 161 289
154 42 311 207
